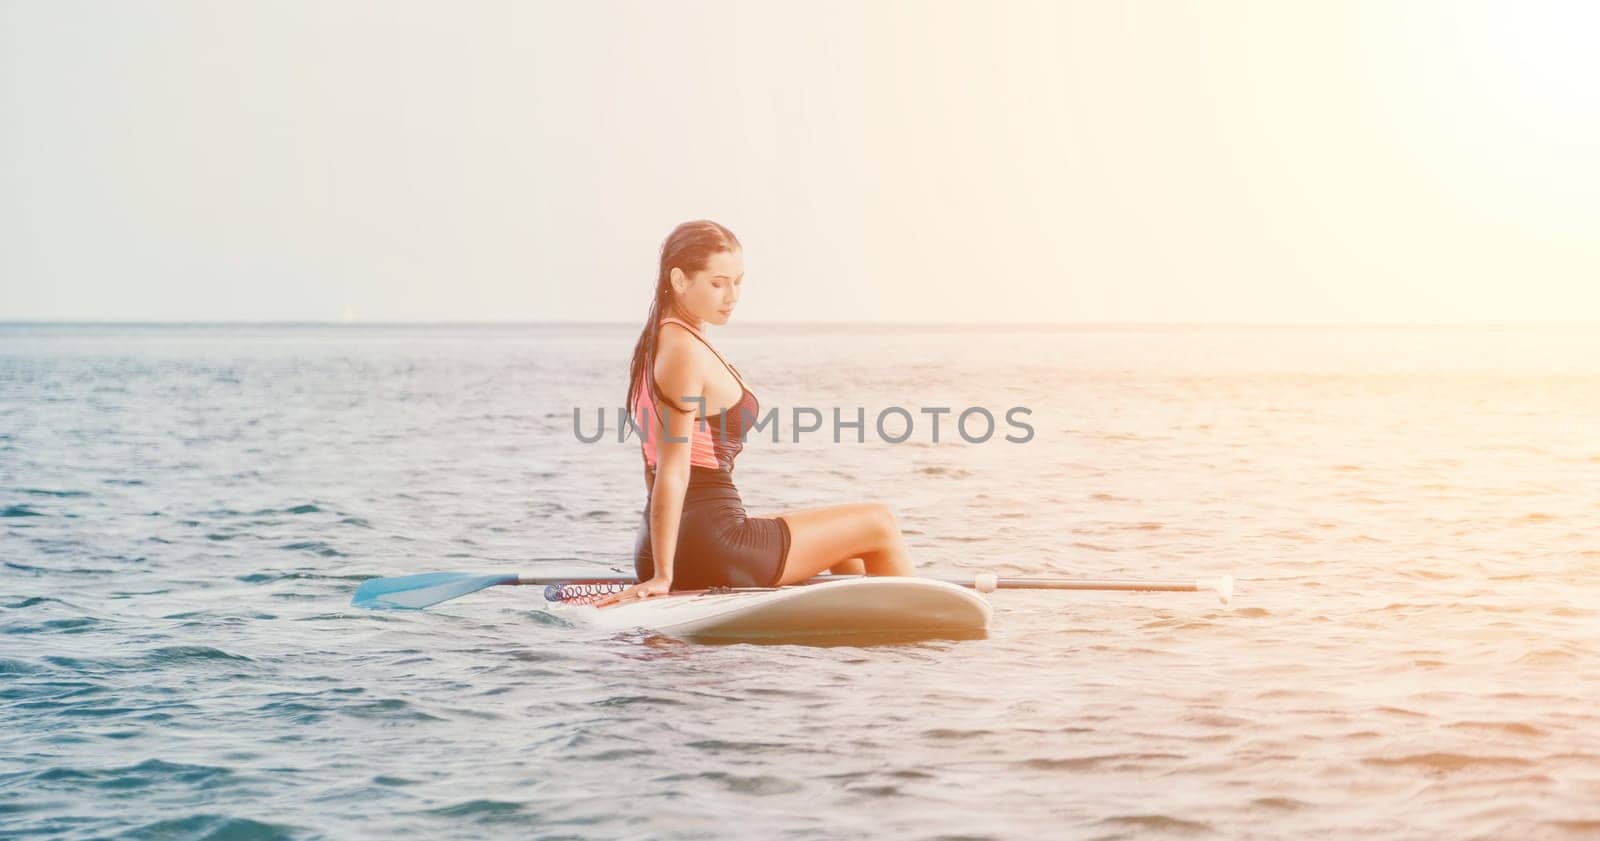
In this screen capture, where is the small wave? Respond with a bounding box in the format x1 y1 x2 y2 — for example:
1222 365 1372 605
2 505 44 517
843 784 902 797
1373 705 1431 718
4 561 49 574
341 697 444 722
521 611 572 630
279 541 346 558
1401 568 1453 580
685 738 792 753
1446 720 1546 737
35 758 235 791
1252 796 1312 810
663 771 803 796
4 617 99 635
1020 752 1184 771
1096 814 1212 834
1486 691 1547 702
17 488 90 497
579 747 657 761
1362 752 1534 771
372 774 419 787
42 654 120 671
144 646 255 666
238 570 366 584
425 802 537 825
1184 713 1252 728
1548 820 1600 835
593 694 686 709
1489 573 1534 581
921 728 996 740
1514 647 1581 664
916 466 973 478
120 813 301 841
4 595 77 609
1254 688 1342 701
253 698 328 724
0 657 41 675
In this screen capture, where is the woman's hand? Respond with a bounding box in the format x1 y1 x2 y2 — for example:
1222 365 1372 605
594 575 673 608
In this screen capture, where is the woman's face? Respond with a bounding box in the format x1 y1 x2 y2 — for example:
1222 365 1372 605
670 249 744 327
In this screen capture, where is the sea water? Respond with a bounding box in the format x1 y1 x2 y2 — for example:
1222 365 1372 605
2 322 1597 840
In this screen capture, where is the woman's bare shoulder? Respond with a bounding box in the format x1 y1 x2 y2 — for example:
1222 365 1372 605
653 325 707 393
657 323 712 363
657 320 701 346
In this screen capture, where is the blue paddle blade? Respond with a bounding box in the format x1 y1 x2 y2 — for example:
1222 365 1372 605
350 572 519 609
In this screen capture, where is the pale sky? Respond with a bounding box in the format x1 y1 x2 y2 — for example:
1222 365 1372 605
2 0 1596 323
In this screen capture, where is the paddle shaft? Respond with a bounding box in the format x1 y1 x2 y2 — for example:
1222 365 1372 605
971 577 1211 592
514 572 1232 602
516 574 1201 590
352 569 1233 609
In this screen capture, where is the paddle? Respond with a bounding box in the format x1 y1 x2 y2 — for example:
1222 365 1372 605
350 570 1233 609
350 571 626 610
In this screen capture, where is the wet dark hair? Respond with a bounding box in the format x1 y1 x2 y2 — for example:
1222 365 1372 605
625 220 742 422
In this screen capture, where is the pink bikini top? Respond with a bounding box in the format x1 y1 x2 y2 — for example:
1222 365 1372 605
634 317 761 474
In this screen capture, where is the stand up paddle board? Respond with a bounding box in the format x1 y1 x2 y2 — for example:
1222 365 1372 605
547 576 992 643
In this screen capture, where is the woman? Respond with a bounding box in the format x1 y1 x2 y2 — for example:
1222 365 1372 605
596 220 915 607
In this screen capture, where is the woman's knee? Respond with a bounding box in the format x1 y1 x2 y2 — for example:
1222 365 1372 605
868 502 897 540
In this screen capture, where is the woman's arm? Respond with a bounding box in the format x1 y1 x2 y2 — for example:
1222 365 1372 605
598 335 702 606
645 354 700 585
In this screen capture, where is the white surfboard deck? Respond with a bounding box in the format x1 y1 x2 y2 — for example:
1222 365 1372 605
550 576 992 643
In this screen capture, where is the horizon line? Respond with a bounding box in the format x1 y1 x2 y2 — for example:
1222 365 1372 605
2 319 1598 329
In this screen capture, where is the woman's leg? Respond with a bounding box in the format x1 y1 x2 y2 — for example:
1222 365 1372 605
771 502 914 585
828 558 866 576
